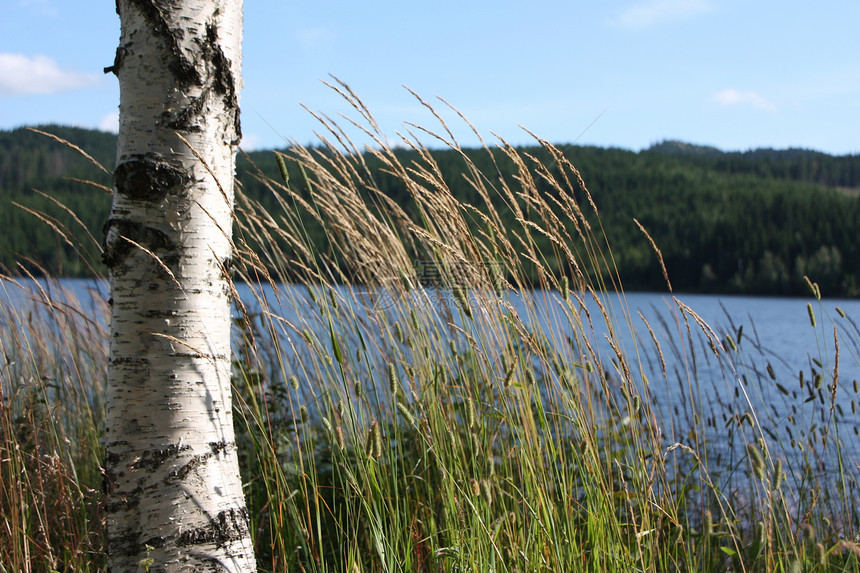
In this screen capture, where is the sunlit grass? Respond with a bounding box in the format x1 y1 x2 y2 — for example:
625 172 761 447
2 84 859 571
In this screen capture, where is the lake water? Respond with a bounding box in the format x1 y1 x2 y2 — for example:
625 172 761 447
3 277 859 488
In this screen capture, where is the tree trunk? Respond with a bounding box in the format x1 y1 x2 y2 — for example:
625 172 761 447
104 1 255 570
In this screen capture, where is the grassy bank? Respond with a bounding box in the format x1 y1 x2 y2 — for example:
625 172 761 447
2 87 859 571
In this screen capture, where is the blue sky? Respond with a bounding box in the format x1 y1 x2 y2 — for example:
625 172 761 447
1 0 858 154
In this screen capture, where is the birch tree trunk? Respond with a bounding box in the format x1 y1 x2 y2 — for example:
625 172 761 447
103 1 255 570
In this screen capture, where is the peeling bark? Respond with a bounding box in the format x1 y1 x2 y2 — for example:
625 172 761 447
106 1 254 571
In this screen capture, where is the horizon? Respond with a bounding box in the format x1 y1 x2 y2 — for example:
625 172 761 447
2 1 858 155
5 123 858 158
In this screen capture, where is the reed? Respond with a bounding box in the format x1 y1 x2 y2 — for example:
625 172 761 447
0 275 107 571
2 84 859 571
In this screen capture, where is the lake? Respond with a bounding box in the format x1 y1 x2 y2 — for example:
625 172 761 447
3 277 859 488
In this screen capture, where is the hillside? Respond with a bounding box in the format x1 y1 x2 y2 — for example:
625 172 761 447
2 125 859 296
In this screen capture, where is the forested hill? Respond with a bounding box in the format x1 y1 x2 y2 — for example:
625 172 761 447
2 125 860 296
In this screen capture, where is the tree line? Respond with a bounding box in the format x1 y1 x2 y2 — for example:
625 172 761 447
2 125 859 296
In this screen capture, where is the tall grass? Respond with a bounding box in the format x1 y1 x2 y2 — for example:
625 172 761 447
2 83 859 571
0 274 107 571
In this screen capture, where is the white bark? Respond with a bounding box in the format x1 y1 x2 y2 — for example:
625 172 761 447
105 1 255 571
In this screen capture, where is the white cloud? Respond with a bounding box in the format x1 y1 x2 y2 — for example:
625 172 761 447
0 53 100 97
712 89 777 112
240 133 263 151
98 111 119 133
613 0 714 29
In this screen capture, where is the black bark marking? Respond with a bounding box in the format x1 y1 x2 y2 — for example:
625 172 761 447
218 256 234 280
114 155 187 202
142 535 165 549
128 443 190 471
204 22 242 144
105 447 126 467
143 309 179 318
104 451 122 496
126 0 200 86
104 45 128 75
109 356 150 367
165 20 242 142
164 92 207 132
104 484 143 514
174 457 199 480
117 3 241 140
177 508 250 549
107 530 144 561
102 218 178 270
172 441 231 481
